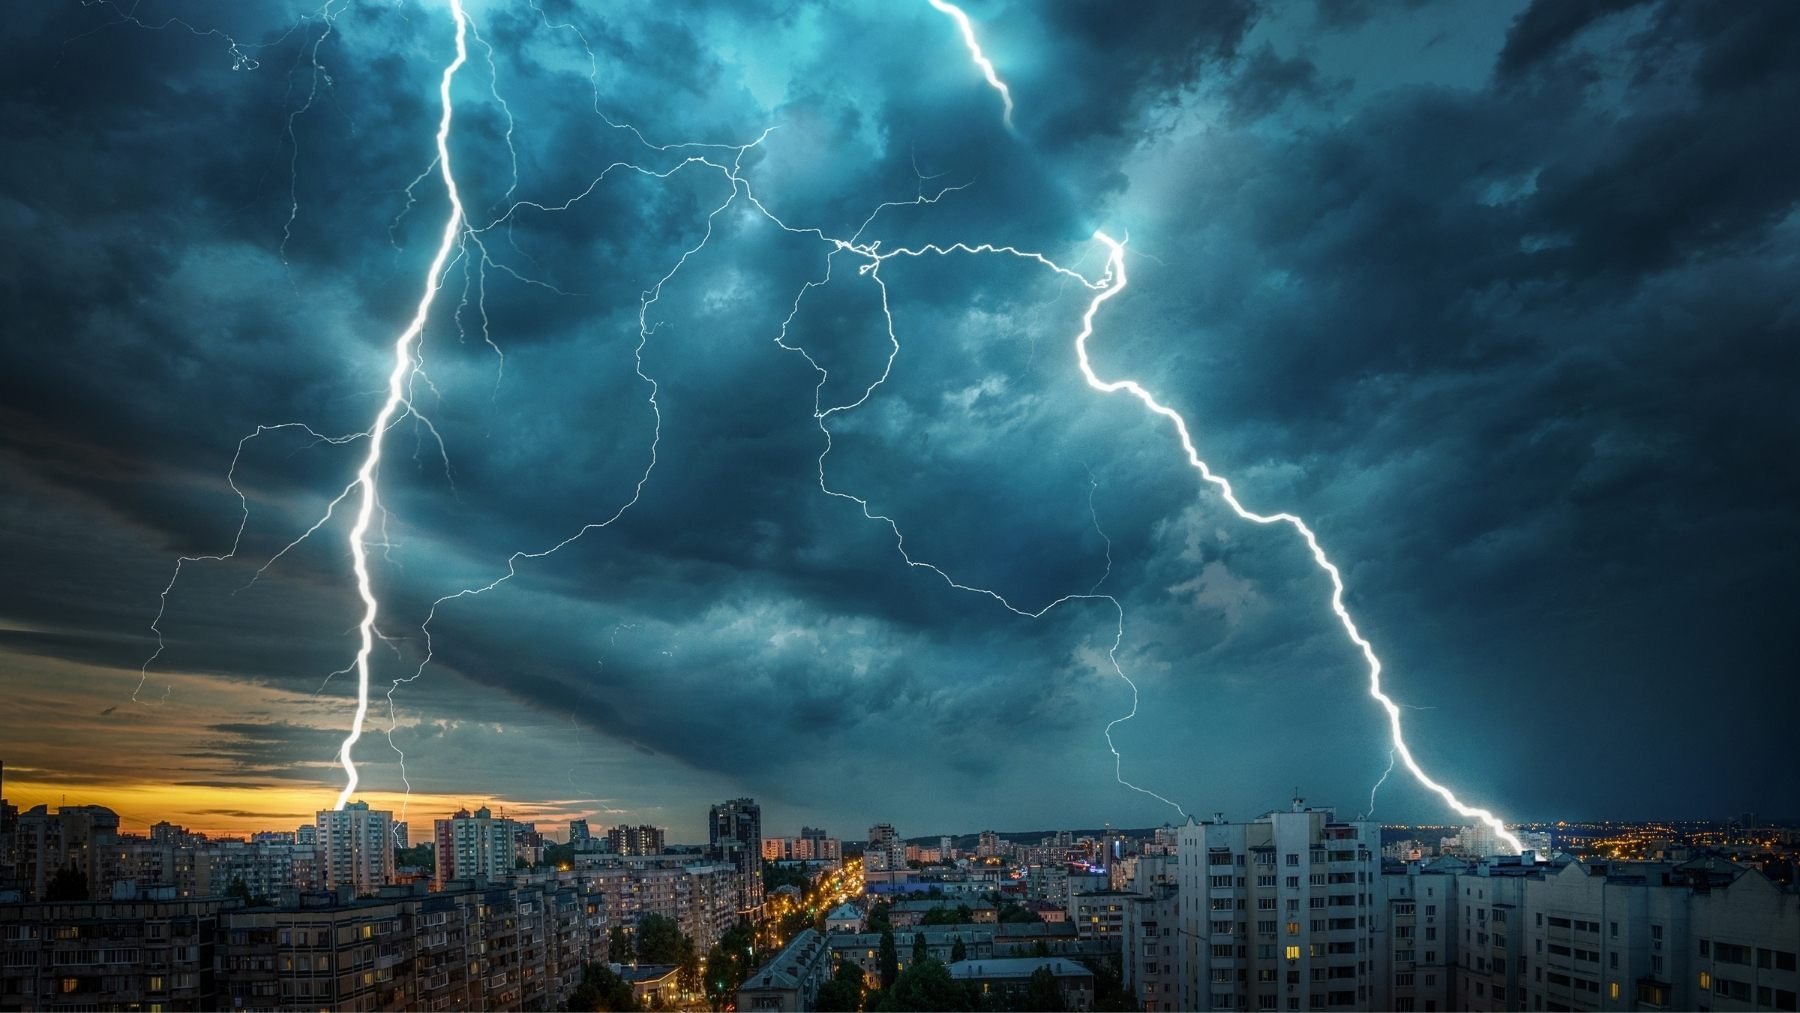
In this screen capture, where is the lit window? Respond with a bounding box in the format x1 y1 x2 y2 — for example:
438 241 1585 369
1699 971 1712 990
1286 946 1301 961
1610 982 1619 1000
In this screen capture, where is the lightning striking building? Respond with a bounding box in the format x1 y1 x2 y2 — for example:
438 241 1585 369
314 800 392 897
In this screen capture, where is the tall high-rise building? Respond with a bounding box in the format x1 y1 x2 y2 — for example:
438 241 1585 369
9 803 119 901
315 801 393 897
709 798 763 914
1174 799 1380 1013
433 807 517 889
866 823 904 872
569 819 591 845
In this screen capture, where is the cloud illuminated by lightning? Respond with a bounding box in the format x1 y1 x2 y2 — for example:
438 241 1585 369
926 0 1015 129
117 0 1524 848
1075 232 1524 854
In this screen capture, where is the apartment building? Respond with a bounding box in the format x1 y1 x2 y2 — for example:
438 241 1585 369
738 928 829 1012
0 889 221 1010
1175 800 1382 1012
315 802 392 897
432 807 517 891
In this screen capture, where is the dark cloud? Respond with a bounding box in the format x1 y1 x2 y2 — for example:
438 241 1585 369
1495 0 1653 80
1222 44 1346 123
0 0 1793 838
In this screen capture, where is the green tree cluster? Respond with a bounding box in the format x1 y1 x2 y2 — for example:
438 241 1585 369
564 962 636 1012
813 960 867 1013
865 899 894 935
919 903 974 926
393 844 435 872
705 918 758 1009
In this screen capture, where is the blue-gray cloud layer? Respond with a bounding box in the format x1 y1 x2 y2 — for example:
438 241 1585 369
1 0 1794 837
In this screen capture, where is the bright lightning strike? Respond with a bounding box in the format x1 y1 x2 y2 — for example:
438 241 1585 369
122 1 1522 844
1075 232 1524 854
926 0 1015 129
332 0 469 810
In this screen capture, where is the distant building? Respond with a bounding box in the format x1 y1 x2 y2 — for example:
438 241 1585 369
607 824 666 856
315 801 393 897
866 823 904 873
1070 888 1139 942
824 901 864 934
710 799 764 915
432 806 516 890
10 803 119 901
569 819 591 846
977 830 1002 858
947 957 1095 1010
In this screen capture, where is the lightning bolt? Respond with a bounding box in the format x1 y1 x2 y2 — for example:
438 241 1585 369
328 0 470 810
120 1 1520 848
1362 750 1396 821
1075 232 1523 855
926 0 1015 129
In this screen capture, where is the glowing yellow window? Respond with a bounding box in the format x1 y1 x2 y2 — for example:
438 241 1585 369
1287 923 1300 936
1699 971 1712 990
1610 982 1620 999
1286 946 1301 960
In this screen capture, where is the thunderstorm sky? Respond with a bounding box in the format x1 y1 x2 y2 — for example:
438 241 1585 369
1 0 1795 841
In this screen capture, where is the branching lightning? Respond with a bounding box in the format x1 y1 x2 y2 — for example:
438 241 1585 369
329 0 470 810
1073 232 1524 853
1361 750 1397 821
121 0 1521 847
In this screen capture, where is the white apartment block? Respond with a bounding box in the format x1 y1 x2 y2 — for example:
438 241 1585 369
1177 801 1383 1012
1133 803 1799 1013
314 801 392 897
432 807 517 890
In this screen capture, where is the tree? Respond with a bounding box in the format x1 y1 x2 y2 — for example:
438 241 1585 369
608 925 631 963
814 961 866 1013
1081 956 1133 1012
866 899 893 935
227 876 254 904
45 863 87 902
635 914 685 965
1033 939 1051 958
878 927 899 990
913 932 929 964
394 844 435 872
676 935 701 998
950 936 967 963
1023 966 1065 1012
704 945 735 1010
880 959 972 1012
565 961 637 1012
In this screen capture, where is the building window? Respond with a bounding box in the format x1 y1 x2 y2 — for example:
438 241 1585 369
1286 946 1301 960
1610 982 1620 1000
1699 971 1712 990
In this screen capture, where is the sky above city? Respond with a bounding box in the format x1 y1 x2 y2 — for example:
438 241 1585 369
1 0 1794 842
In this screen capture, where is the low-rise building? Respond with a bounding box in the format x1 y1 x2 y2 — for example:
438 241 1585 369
738 928 829 1012
947 956 1095 1010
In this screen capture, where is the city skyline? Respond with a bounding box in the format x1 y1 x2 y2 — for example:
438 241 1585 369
3 0 1797 842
